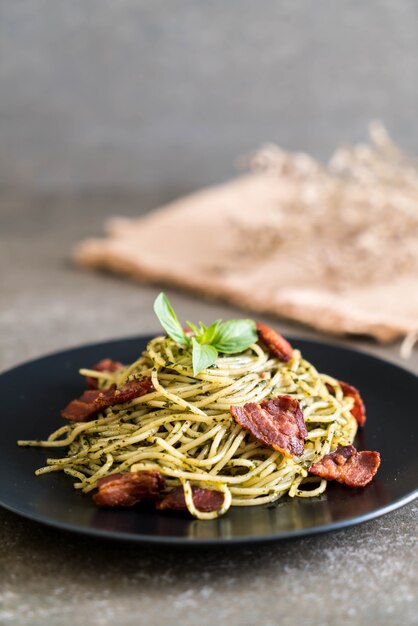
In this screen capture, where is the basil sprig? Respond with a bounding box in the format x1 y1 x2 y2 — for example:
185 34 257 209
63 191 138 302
191 338 219 376
153 293 257 375
153 292 189 346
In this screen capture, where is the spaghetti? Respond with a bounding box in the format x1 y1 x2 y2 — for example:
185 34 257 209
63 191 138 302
19 334 358 520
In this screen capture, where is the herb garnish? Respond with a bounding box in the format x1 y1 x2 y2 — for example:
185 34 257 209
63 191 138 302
153 293 257 375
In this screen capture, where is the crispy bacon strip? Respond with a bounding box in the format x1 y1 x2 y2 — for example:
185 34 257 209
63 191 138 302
85 358 124 389
309 445 380 487
230 395 307 457
256 322 293 362
61 377 154 422
339 380 366 427
93 471 165 507
156 486 225 513
62 387 116 422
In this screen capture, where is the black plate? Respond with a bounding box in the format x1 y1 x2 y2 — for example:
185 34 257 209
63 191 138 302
1 335 417 545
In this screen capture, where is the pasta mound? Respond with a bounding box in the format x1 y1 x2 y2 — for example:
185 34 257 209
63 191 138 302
20 336 358 519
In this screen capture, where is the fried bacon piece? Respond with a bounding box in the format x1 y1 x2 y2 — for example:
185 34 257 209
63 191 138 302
339 380 366 427
85 358 124 389
61 377 154 422
93 471 165 507
308 445 380 487
156 486 225 513
230 395 307 457
256 322 293 362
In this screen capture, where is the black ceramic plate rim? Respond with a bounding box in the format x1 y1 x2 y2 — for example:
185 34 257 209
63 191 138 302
1 334 417 546
1 480 417 547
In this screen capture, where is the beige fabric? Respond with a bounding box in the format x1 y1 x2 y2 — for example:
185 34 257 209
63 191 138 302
74 126 418 342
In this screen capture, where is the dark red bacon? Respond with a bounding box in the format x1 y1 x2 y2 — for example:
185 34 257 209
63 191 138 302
93 471 165 507
230 395 307 457
61 377 154 422
256 322 293 362
156 486 224 513
85 358 124 389
61 387 116 422
339 381 366 427
308 445 380 487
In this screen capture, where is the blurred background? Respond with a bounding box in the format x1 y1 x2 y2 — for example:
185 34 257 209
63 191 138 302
1 0 418 365
2 0 418 194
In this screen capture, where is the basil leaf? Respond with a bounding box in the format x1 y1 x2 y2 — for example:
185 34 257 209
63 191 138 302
186 320 199 335
192 338 218 375
211 319 257 354
153 293 189 345
199 319 222 344
188 321 213 341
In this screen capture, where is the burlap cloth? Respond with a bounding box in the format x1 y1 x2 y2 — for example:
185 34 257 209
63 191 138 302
74 124 418 343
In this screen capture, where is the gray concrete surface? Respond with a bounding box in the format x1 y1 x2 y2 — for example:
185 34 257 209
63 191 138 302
0 192 417 626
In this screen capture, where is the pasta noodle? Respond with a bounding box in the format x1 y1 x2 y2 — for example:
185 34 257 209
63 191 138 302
19 336 358 520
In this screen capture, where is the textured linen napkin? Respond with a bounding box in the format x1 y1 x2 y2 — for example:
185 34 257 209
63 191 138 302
74 125 418 343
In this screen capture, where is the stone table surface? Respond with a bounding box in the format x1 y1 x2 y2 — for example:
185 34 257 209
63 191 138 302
0 193 417 626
